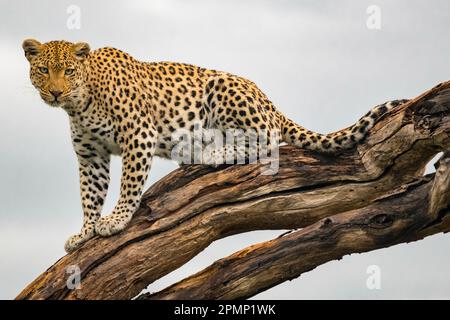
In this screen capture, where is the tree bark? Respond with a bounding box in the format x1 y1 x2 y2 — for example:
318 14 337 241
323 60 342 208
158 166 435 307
16 81 450 300
140 169 450 300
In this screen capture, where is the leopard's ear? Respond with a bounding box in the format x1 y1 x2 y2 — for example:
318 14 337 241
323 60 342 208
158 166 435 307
72 42 90 61
22 39 42 62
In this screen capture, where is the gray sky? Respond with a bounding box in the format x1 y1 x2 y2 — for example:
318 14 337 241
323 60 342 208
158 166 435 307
0 0 449 299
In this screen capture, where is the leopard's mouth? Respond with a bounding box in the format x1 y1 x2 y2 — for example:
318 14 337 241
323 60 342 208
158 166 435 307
39 91 67 107
41 96 61 107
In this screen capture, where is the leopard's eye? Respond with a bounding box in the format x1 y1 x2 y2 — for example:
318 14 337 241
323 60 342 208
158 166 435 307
39 66 48 74
65 68 75 76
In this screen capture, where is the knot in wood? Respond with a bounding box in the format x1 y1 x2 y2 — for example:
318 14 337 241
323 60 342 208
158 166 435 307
416 114 441 131
368 214 394 229
320 218 333 228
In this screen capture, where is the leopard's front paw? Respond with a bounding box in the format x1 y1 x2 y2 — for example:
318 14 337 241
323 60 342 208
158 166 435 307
64 231 94 253
95 215 130 237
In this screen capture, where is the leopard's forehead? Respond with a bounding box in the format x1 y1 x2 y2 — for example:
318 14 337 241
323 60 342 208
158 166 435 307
39 41 77 67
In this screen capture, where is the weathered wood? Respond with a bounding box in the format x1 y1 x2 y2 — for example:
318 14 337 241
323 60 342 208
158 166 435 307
140 169 450 300
16 81 450 300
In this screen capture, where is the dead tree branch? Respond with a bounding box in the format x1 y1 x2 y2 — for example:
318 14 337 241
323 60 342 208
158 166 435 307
140 168 450 300
16 81 450 300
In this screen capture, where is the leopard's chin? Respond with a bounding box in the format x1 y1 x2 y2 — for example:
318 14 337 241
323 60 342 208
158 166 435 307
44 100 62 108
48 102 66 108
41 97 65 108
49 101 62 108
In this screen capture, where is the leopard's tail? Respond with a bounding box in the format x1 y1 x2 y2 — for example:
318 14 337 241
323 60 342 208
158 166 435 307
281 99 409 152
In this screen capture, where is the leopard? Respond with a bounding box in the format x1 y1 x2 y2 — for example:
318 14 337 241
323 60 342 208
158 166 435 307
22 39 408 253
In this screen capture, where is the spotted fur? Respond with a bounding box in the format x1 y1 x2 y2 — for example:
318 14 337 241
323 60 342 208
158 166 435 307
23 39 408 252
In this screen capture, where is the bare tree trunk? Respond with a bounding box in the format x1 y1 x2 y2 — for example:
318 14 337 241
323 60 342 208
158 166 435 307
16 81 450 300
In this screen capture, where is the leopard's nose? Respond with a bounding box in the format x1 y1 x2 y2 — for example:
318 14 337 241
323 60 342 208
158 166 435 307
50 90 62 99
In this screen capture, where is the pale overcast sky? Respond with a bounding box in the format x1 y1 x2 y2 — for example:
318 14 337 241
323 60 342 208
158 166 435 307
0 0 449 299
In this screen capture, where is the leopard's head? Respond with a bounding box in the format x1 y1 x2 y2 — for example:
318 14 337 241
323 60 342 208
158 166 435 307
22 39 90 107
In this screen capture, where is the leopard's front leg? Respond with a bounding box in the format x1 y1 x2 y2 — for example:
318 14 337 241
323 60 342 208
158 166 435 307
65 124 111 253
95 127 156 237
